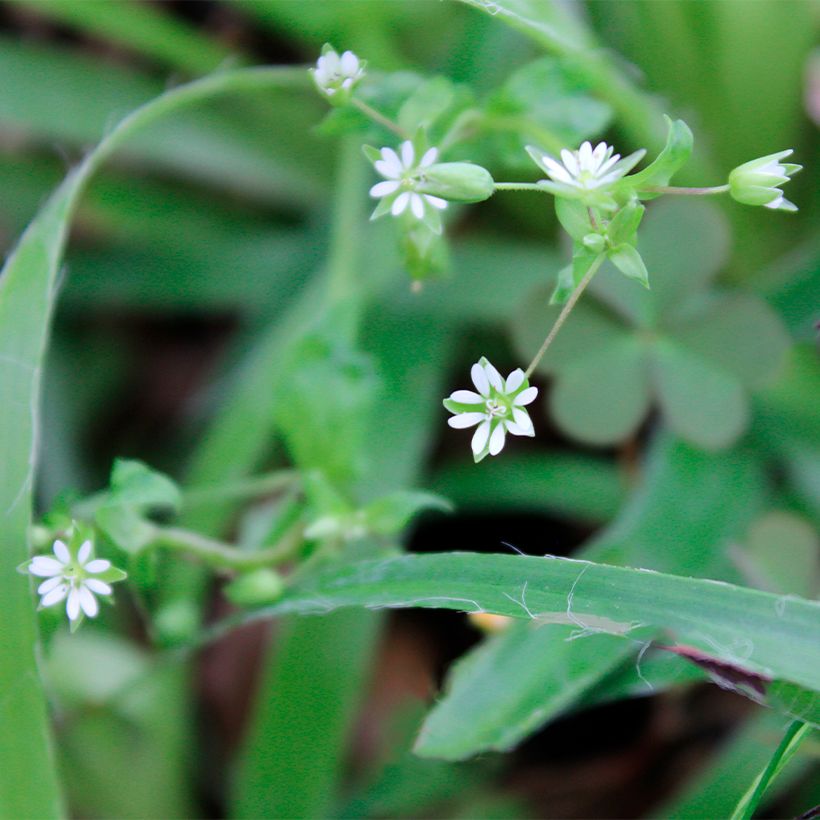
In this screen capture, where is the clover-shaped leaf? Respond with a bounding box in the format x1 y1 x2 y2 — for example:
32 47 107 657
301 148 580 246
512 200 790 450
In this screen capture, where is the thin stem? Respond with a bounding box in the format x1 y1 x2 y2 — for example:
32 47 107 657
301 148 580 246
152 524 302 571
494 182 550 193
351 97 408 138
182 470 298 507
524 254 605 379
641 184 730 196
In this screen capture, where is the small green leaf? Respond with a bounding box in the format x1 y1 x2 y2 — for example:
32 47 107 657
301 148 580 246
109 459 181 512
621 115 693 196
554 197 592 241
549 263 575 305
95 505 155 554
398 77 456 135
608 243 649 288
606 201 645 246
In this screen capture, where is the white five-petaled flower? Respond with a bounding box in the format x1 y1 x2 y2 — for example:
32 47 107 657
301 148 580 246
444 357 538 462
526 140 646 199
27 539 117 624
369 141 448 221
728 149 801 213
311 46 364 98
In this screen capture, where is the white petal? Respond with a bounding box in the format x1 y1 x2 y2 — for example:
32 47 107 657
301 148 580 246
66 588 81 621
488 424 506 456
85 559 111 574
764 194 784 210
38 576 64 595
450 390 484 404
578 141 593 170
410 192 425 219
448 412 486 429
78 586 99 618
505 421 528 436
591 141 608 170
370 180 399 197
400 140 415 169
53 539 70 563
41 585 68 607
419 147 439 167
470 363 490 396
542 157 574 184
376 148 402 177
340 50 359 76
391 191 410 215
598 153 620 176
471 420 491 454
483 361 504 391
341 78 353 90
504 368 525 393
77 540 92 565
561 149 579 176
29 556 64 577
323 52 340 73
84 578 113 595
512 407 534 434
514 386 538 406
424 194 448 210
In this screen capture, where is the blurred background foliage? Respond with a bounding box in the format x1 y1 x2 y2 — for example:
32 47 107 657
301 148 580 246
0 0 818 817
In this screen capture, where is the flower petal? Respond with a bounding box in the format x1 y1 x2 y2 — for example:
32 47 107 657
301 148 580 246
561 149 579 176
84 578 113 596
53 539 70 563
78 586 99 618
504 368 525 393
340 50 359 76
449 390 484 404
38 576 64 595
85 559 111 574
470 363 490 396
542 157 574 185
488 423 506 456
400 140 415 169
77 540 92 565
29 556 64 577
512 407 534 434
424 194 448 210
376 147 402 177
513 386 538 406
419 147 439 167
448 412 486 429
391 191 410 215
370 180 399 197
410 192 425 219
41 585 68 608
471 420 491 455
483 361 504 391
66 588 81 621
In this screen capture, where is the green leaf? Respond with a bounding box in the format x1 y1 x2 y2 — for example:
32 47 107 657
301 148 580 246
250 551 820 713
398 77 457 135
608 243 649 288
606 201 645 246
362 491 452 536
109 459 181 513
621 115 694 195
653 341 749 450
550 336 651 444
94 506 156 554
554 197 592 242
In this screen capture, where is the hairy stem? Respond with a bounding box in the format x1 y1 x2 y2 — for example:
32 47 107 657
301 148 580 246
641 184 730 196
351 97 408 138
525 254 605 378
494 182 551 193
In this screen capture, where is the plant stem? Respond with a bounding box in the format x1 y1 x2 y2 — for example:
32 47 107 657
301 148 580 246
182 470 298 507
494 182 550 193
641 184 730 196
351 97 408 138
524 254 605 378
152 524 302 571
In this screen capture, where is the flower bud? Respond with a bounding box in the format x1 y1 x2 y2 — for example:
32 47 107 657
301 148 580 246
310 45 365 106
415 162 495 203
582 233 606 253
224 569 285 607
728 149 801 212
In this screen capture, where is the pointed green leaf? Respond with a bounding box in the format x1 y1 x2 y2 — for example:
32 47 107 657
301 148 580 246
608 243 650 288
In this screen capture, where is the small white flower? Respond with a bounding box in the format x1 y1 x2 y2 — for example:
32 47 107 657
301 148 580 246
728 149 801 212
369 140 448 225
443 357 538 462
25 537 124 627
311 46 364 99
526 140 645 201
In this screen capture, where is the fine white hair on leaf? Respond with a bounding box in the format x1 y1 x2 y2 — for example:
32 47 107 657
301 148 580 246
502 581 535 619
635 641 655 693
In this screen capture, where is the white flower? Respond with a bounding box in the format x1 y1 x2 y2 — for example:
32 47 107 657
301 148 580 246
443 357 538 462
26 538 122 625
369 140 448 224
311 46 364 99
728 149 801 212
526 141 645 201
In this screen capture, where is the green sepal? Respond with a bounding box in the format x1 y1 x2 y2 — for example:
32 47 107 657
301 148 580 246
415 162 494 203
420 201 444 235
370 196 393 221
443 397 483 414
621 116 693 197
362 144 382 164
554 197 592 242
606 201 645 247
608 243 650 288
549 263 575 305
400 223 449 281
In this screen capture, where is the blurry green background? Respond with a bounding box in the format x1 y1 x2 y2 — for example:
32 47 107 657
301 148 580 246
1 1 818 817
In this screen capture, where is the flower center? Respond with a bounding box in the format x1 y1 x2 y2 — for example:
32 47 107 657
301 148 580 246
485 398 507 418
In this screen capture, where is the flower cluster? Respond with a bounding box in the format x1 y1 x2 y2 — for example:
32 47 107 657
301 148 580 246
369 141 448 222
23 536 126 628
444 358 537 462
311 46 364 101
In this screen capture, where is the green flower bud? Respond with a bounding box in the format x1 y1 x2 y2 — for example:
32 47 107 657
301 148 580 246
582 233 606 253
415 162 495 203
728 150 801 212
224 569 285 607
